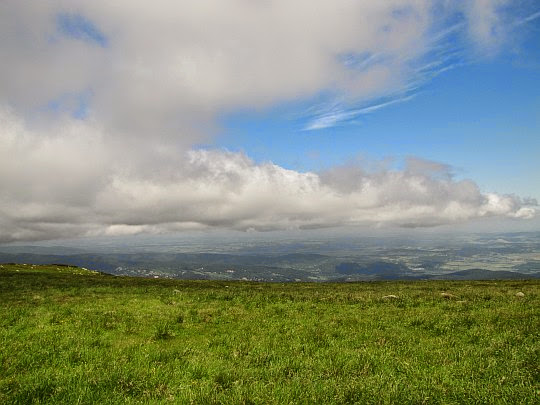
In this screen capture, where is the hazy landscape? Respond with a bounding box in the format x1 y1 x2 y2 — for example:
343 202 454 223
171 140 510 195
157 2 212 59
1 231 539 282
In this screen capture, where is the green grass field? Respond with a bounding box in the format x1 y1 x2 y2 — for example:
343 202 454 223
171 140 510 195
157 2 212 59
1 264 538 404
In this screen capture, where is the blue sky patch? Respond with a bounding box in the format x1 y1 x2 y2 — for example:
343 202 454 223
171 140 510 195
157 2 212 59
41 90 92 119
56 13 108 47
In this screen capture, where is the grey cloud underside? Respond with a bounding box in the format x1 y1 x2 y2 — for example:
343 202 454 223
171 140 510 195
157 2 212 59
0 1 537 242
0 109 535 243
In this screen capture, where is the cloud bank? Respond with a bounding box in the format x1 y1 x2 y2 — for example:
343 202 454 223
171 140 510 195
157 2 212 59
1 108 535 243
0 1 537 242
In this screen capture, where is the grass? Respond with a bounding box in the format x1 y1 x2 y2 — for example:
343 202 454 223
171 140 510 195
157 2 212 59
0 263 539 404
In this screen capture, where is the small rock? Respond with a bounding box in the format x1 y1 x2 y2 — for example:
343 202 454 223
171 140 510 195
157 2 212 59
515 292 525 298
382 294 399 299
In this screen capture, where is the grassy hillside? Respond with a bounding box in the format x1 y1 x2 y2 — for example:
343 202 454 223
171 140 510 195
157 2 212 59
1 264 539 404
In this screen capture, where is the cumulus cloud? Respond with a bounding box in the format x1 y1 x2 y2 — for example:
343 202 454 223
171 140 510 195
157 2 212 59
0 1 537 242
0 109 536 243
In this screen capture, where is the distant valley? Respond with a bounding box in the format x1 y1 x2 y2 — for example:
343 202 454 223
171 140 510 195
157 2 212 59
1 232 539 281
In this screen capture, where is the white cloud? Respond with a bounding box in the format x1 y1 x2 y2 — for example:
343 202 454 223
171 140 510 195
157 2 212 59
464 0 509 54
0 109 536 242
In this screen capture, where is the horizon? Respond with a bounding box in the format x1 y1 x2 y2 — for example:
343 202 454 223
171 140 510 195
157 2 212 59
1 1 539 244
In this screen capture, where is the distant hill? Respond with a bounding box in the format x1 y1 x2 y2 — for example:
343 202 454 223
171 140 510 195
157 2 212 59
335 261 417 280
432 269 540 280
1 251 539 282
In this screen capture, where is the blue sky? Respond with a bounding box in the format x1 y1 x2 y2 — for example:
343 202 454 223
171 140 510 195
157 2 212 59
218 27 540 200
1 1 539 243
56 13 108 47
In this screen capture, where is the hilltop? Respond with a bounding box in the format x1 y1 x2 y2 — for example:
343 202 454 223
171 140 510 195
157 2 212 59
1 264 538 403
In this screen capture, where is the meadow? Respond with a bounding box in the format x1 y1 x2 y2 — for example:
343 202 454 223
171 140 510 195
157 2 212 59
1 263 538 404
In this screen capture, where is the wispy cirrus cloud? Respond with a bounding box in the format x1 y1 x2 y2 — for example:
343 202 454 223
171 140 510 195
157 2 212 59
514 10 540 27
302 17 470 131
304 94 417 130
302 3 540 131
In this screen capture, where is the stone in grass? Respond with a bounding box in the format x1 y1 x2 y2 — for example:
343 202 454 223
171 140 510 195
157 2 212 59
515 292 525 298
440 292 457 299
382 294 399 299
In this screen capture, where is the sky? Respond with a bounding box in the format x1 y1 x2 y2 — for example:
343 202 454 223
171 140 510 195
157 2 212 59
0 1 539 244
